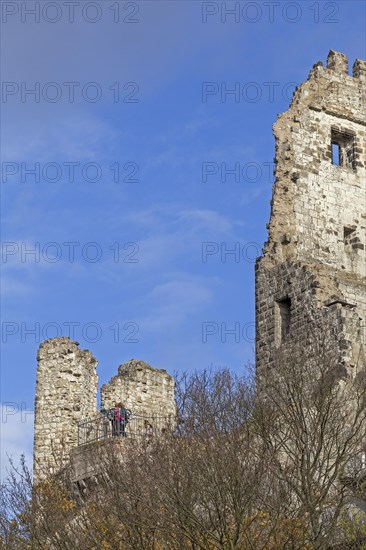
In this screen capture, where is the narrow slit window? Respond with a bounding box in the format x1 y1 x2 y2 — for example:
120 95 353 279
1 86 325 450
275 297 291 346
332 142 340 165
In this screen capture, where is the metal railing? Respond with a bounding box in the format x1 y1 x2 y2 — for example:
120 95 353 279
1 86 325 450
77 412 174 446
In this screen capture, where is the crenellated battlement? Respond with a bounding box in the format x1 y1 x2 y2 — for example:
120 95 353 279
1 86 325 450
305 50 366 83
326 49 349 75
316 50 366 81
352 58 366 81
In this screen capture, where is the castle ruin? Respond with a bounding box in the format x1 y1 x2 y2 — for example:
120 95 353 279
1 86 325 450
33 50 365 486
33 338 175 482
256 50 365 379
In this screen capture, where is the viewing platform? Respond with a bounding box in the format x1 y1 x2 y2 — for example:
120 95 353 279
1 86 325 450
71 412 175 486
77 412 174 446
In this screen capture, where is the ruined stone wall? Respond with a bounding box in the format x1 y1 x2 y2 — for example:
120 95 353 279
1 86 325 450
33 338 98 482
101 359 176 418
34 347 176 482
256 51 366 377
256 261 364 375
264 50 365 270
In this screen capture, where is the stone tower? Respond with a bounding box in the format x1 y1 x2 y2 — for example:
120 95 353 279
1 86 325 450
34 338 98 481
101 359 176 418
256 51 366 377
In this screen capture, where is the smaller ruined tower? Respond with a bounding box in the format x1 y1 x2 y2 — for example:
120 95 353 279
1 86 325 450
101 359 176 418
69 359 176 485
33 338 98 482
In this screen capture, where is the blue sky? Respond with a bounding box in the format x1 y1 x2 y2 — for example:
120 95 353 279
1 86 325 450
1 0 365 477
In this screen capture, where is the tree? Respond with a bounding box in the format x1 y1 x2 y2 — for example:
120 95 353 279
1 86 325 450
256 323 366 549
1 357 366 549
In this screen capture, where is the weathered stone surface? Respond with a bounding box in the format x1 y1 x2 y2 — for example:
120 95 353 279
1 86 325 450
70 438 141 484
101 359 176 418
256 50 366 377
33 338 98 482
34 346 175 482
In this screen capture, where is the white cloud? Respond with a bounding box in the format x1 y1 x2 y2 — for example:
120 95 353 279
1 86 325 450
136 272 217 333
3 113 120 161
177 209 233 233
0 275 33 297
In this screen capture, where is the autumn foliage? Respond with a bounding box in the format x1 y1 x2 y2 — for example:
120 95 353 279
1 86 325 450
2 353 366 549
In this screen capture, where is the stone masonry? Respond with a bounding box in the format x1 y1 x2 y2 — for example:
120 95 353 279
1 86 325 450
101 359 176 418
256 50 366 379
34 338 98 482
33 340 175 483
70 358 176 486
34 50 365 484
